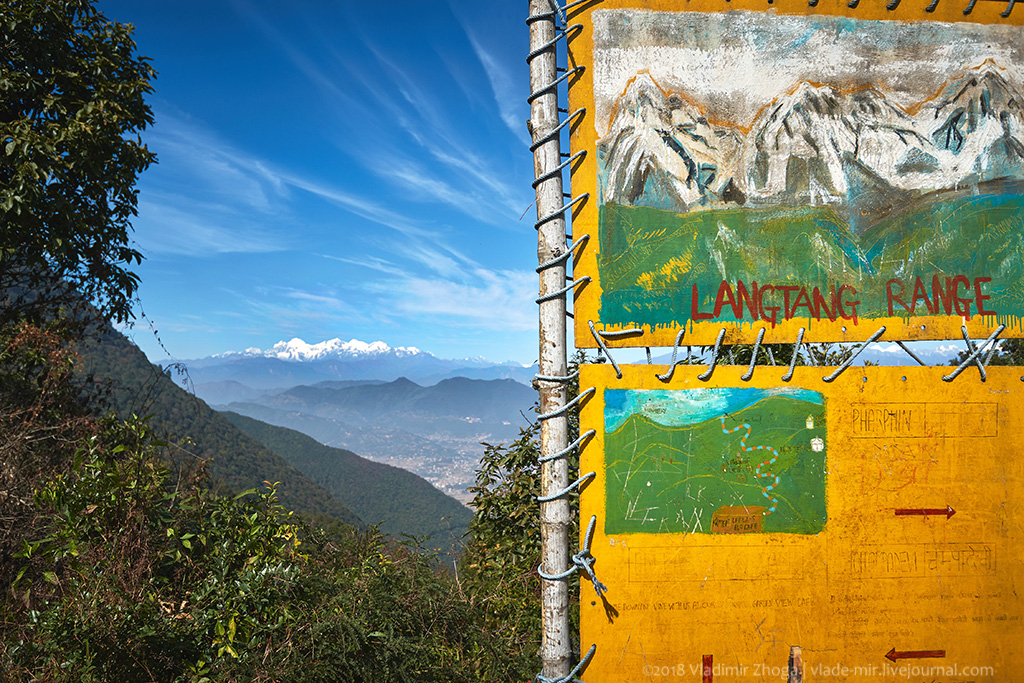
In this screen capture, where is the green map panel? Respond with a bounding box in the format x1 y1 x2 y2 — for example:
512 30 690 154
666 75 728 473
598 193 1024 330
605 388 827 535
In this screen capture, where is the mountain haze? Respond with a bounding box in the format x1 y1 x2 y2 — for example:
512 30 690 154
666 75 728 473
220 376 538 503
183 337 537 392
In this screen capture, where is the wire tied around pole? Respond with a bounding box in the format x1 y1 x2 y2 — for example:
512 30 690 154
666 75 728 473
535 643 596 683
528 65 585 104
538 387 595 421
539 429 596 463
525 23 583 63
532 149 586 189
529 108 586 152
535 369 579 383
535 194 589 231
537 234 589 272
536 276 590 304
537 471 595 502
537 516 608 597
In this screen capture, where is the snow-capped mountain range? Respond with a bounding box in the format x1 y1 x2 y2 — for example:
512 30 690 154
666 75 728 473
184 338 537 391
219 337 425 362
600 61 1024 214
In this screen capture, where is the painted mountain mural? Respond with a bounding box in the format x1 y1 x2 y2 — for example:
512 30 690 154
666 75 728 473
595 57 1024 332
600 62 1024 215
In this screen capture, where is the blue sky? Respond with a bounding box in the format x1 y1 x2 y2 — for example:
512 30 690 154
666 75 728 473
99 0 541 363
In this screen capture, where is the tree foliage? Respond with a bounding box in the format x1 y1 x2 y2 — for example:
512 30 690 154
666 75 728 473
1 416 514 682
459 352 589 680
1 0 156 324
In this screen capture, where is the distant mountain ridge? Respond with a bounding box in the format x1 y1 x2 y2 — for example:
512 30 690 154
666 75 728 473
600 62 1024 215
76 326 480 544
216 337 423 362
77 329 364 529
183 337 537 390
217 376 538 503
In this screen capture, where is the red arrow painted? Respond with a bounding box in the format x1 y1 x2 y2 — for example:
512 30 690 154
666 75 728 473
894 506 955 519
885 648 945 662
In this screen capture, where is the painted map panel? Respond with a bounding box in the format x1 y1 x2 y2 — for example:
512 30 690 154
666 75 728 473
604 387 827 534
570 1 1024 345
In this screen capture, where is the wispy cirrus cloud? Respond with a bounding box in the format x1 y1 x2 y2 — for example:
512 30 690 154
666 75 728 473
323 240 535 332
136 107 459 256
134 195 287 256
228 1 532 228
463 28 530 147
374 267 536 331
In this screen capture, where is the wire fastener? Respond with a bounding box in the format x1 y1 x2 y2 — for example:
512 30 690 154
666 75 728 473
537 276 590 304
528 66 586 104
537 471 595 502
532 150 586 189
588 322 642 379
535 194 590 231
529 107 586 152
536 643 596 683
535 369 579 383
656 329 688 382
537 234 589 273
698 329 727 381
896 341 927 366
822 326 886 382
539 429 596 464
944 325 1006 382
780 328 805 382
538 387 595 422
741 327 766 381
525 24 583 64
537 516 608 597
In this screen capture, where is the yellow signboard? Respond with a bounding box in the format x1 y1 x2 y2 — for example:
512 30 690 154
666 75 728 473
567 0 1024 347
579 364 1023 681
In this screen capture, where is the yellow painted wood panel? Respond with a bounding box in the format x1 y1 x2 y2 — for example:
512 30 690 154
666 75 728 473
578 363 1023 681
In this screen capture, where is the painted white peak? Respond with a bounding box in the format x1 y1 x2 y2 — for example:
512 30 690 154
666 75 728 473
221 338 425 361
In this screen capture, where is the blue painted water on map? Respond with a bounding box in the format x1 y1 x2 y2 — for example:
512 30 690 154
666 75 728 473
605 387 823 433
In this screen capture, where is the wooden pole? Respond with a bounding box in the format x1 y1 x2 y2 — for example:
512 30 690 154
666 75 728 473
528 0 571 679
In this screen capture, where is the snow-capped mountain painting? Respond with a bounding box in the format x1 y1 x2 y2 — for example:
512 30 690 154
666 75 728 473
600 62 1024 214
590 9 1024 336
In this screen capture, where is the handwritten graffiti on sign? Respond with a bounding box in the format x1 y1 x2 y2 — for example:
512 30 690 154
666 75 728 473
580 363 1023 682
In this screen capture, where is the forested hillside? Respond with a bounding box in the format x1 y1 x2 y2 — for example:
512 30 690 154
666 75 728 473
78 326 364 528
222 412 472 550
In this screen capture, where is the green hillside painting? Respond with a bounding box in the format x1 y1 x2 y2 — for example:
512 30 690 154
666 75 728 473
604 388 827 535
598 191 1024 330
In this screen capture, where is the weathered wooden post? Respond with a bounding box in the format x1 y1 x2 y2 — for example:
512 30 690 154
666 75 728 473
528 0 571 679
